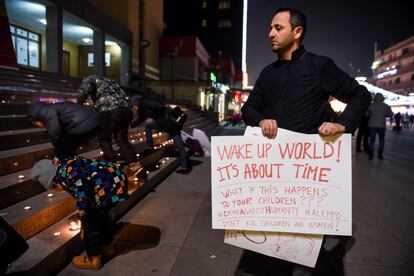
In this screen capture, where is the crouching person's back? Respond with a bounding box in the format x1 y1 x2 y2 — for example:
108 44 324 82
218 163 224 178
31 157 129 269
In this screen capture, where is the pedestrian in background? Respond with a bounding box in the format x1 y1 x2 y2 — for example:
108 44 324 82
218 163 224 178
77 75 140 177
27 102 100 163
366 93 393 159
31 157 129 270
402 112 410 130
355 114 370 153
394 112 402 132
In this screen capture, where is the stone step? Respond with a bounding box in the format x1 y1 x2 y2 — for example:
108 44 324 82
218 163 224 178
0 115 32 131
184 115 206 127
0 129 170 176
185 118 215 134
0 130 174 207
0 89 77 104
0 109 215 176
0 146 169 241
0 103 31 115
0 128 49 151
6 155 180 275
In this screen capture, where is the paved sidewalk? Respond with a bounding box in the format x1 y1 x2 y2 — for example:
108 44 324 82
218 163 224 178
59 128 414 275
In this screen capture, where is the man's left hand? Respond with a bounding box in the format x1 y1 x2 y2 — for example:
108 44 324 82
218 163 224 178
318 122 346 137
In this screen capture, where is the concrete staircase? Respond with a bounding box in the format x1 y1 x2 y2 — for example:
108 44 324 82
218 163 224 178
0 69 221 275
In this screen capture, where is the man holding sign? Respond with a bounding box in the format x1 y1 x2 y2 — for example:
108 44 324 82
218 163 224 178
237 7 371 273
241 8 371 139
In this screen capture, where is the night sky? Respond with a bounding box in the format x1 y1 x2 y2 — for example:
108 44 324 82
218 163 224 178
247 0 413 86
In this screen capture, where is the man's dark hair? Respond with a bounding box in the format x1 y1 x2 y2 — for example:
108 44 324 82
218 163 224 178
274 8 307 42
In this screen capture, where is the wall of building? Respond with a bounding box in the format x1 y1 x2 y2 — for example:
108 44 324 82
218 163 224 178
148 80 205 104
86 0 129 28
88 0 163 80
63 40 78 77
373 36 414 95
144 0 163 79
160 57 198 81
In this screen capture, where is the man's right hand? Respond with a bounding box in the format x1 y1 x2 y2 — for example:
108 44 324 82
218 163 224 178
259 119 278 139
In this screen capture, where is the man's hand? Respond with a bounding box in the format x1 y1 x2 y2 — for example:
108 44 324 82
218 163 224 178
259 119 278 139
318 122 346 137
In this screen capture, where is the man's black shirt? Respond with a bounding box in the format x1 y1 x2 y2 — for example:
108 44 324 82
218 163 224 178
241 46 371 134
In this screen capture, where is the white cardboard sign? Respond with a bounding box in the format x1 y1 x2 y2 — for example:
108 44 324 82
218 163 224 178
212 127 352 236
224 230 323 267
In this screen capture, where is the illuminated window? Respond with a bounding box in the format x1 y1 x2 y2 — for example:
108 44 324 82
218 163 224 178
218 1 231 9
88 53 111 67
9 24 40 69
218 19 231 28
201 1 207 9
201 19 207 27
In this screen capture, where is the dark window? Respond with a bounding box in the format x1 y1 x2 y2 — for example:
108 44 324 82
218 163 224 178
411 74 414 80
395 78 400 84
402 48 409 55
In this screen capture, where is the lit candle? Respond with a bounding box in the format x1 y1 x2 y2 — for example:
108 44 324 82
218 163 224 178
17 175 25 179
69 221 79 231
24 206 31 210
54 232 60 236
47 193 54 197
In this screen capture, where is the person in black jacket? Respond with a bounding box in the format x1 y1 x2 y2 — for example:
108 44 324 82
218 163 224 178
27 102 100 162
240 7 371 275
241 8 371 139
129 95 189 174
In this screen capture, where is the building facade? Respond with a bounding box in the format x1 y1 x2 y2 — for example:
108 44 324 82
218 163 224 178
372 36 414 96
4 0 163 85
163 0 243 80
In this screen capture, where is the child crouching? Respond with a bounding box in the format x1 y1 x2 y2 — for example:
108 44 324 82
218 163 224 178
31 157 129 269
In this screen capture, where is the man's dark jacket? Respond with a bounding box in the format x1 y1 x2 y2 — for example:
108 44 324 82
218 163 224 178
131 98 181 135
241 46 372 134
27 102 100 146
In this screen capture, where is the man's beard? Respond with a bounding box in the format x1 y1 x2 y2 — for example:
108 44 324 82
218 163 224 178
271 39 295 54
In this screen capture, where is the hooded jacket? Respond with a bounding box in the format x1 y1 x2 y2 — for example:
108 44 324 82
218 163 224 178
77 75 129 112
55 156 129 210
27 102 100 146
